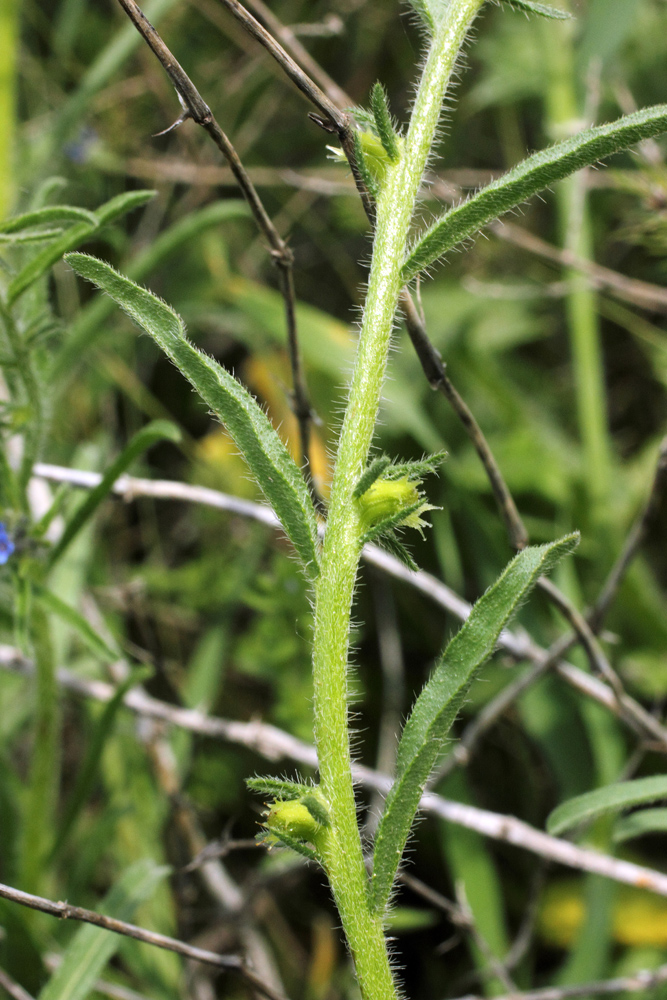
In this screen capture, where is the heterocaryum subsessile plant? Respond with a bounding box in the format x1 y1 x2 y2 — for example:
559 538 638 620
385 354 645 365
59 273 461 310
64 0 667 996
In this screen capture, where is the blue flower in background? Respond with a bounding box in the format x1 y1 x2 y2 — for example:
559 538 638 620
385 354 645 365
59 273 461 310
0 524 15 565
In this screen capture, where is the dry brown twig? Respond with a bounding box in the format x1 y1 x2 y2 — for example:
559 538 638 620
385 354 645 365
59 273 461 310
450 964 667 1000
0 967 35 1000
5 639 667 898
492 220 667 315
589 435 667 629
31 461 667 754
0 881 287 1000
114 0 317 495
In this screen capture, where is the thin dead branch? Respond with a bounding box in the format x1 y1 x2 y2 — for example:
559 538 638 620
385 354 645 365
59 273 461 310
0 968 34 1000
450 964 667 1000
213 0 373 220
115 0 317 491
538 575 667 746
5 643 667 897
399 290 529 551
589 435 667 630
492 220 667 314
31 462 667 752
0 881 287 1000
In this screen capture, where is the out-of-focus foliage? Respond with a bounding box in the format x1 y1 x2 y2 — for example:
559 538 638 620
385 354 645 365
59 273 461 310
1 0 667 998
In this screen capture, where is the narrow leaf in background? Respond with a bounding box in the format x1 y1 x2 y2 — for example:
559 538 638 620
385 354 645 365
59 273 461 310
47 419 181 570
7 191 155 305
37 860 170 1000
547 775 667 836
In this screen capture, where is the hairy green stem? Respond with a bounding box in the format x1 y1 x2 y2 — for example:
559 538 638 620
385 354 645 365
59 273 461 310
310 2 485 996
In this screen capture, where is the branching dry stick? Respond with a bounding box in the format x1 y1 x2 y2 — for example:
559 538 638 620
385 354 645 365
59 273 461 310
5 643 667 897
242 0 350 109
0 882 287 1000
450 965 667 1000
213 0 374 220
589 435 667 630
114 0 317 490
398 290 529 551
491 220 667 315
212 0 533 555
399 873 519 994
454 884 520 996
0 967 34 1000
434 436 667 778
538 575 667 747
31 461 667 751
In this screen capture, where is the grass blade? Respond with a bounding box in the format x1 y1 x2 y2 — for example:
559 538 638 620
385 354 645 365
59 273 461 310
34 585 121 661
50 669 151 861
547 776 667 837
65 253 321 579
52 199 248 382
7 191 155 306
0 206 97 233
37 859 169 1000
370 533 579 914
47 419 180 570
613 808 667 844
402 105 667 282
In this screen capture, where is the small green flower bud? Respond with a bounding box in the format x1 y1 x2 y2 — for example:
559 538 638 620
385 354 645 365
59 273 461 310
358 476 421 531
356 475 438 540
266 800 323 843
328 131 403 190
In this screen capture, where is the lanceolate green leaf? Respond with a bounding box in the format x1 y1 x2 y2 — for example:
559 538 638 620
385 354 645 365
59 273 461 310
370 533 579 914
371 83 400 162
47 419 181 570
0 206 97 234
246 776 313 800
402 105 667 282
502 0 571 19
38 860 169 1000
7 191 155 306
65 253 321 579
547 775 667 837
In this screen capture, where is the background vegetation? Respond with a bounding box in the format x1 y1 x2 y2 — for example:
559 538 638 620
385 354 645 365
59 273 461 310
2 0 667 998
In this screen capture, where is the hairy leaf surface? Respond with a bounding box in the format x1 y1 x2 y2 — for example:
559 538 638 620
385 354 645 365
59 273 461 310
65 254 321 579
371 533 579 913
402 105 667 281
7 191 155 305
